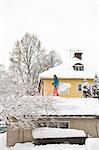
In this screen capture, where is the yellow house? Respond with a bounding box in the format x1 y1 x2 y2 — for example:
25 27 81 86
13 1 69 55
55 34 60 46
39 51 95 98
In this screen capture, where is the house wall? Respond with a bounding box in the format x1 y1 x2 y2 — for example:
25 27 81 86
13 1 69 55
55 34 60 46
7 117 99 146
42 79 93 98
65 118 99 137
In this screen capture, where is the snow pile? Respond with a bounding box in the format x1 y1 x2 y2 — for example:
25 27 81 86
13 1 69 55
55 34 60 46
85 138 99 150
12 143 86 150
13 143 34 150
0 133 86 150
1 133 99 150
0 133 8 150
32 127 86 139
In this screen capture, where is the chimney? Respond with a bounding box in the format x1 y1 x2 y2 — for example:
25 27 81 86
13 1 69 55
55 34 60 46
74 51 82 60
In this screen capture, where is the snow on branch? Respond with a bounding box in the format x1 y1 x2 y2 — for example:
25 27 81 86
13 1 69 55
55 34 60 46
9 33 62 95
82 74 99 98
0 96 56 128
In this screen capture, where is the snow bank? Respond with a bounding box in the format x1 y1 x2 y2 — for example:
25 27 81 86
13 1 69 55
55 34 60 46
13 143 34 150
0 133 8 150
32 127 86 139
0 132 99 150
0 133 86 150
85 138 99 150
12 143 86 150
3 133 99 150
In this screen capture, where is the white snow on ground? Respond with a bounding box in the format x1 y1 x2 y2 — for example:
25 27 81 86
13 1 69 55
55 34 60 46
85 138 99 150
32 127 86 139
0 133 86 150
0 133 8 150
12 143 86 150
0 133 99 150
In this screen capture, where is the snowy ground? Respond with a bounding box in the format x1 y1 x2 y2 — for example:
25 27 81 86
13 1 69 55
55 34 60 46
0 133 8 150
0 133 99 150
12 143 86 150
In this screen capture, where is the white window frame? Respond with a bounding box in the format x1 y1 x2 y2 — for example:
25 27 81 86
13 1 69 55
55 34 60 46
77 83 83 92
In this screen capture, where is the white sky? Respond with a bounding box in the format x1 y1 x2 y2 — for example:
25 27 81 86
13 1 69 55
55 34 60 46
0 0 99 72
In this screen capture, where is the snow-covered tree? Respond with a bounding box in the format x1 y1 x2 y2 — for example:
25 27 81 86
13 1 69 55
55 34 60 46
0 64 25 99
0 65 25 123
9 33 45 94
92 74 99 98
82 75 99 98
82 79 92 98
0 96 56 128
0 65 56 127
9 33 62 95
48 50 62 68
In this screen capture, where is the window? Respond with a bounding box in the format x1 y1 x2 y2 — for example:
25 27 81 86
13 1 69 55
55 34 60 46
37 121 70 129
49 122 57 128
77 83 82 92
59 122 69 128
73 63 84 71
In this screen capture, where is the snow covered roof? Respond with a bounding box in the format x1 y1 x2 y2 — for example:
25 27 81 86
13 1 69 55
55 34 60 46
0 96 99 120
41 97 99 116
39 61 95 79
39 51 96 79
32 128 86 139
